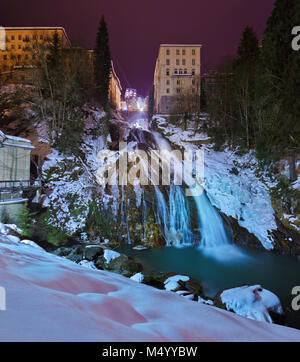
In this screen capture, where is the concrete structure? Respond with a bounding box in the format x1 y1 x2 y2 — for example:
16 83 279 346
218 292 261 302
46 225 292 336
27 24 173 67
109 61 122 110
0 27 71 83
0 131 39 223
153 44 202 113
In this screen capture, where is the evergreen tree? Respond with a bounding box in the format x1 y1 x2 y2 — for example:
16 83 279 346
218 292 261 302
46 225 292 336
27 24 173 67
47 30 62 71
259 0 300 176
94 16 111 109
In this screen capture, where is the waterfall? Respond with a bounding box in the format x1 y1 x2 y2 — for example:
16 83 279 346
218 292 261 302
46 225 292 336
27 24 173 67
152 129 231 249
153 184 194 246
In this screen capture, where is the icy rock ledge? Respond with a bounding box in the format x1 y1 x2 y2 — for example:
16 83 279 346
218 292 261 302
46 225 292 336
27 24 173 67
216 285 283 324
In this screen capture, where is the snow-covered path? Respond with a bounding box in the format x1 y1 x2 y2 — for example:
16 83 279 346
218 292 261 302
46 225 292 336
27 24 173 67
0 235 299 342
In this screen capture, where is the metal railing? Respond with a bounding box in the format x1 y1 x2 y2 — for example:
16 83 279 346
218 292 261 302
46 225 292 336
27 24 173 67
0 179 41 190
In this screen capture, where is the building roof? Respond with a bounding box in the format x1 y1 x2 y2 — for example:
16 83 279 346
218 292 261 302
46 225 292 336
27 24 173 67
0 130 34 149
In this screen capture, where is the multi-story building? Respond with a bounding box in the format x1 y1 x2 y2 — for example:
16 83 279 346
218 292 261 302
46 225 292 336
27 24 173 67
0 27 71 82
153 44 202 113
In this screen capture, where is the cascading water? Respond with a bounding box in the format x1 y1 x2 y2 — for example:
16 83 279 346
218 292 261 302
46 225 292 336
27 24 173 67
151 128 231 249
153 184 194 246
114 114 232 250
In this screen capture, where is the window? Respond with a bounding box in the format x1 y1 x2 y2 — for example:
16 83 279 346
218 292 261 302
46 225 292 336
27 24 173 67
176 88 181 94
32 54 36 60
192 69 195 75
182 49 185 55
192 79 195 85
176 49 180 55
166 59 170 65
174 69 178 74
177 80 180 85
3 55 7 61
33 35 37 40
182 59 186 66
166 69 170 76
176 59 179 66
166 88 170 94
184 69 187 74
192 49 195 55
25 54 29 60
18 44 21 49
17 54 21 61
18 35 21 40
40 35 43 40
192 59 195 65
11 44 15 49
11 35 15 41
166 49 170 55
179 69 183 74
166 79 170 85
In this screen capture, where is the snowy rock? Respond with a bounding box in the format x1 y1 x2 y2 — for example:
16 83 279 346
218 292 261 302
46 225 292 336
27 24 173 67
164 275 190 291
78 260 97 270
218 285 283 324
103 249 121 264
130 273 144 283
20 240 44 250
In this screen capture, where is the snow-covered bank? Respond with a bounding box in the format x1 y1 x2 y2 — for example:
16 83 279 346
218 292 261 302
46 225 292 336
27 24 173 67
154 116 278 250
0 235 300 342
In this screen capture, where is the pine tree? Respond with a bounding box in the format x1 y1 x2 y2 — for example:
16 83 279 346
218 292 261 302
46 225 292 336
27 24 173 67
259 0 300 176
47 30 62 71
94 16 111 109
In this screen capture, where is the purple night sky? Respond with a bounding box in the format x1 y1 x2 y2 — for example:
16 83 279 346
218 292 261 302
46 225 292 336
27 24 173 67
1 0 276 96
